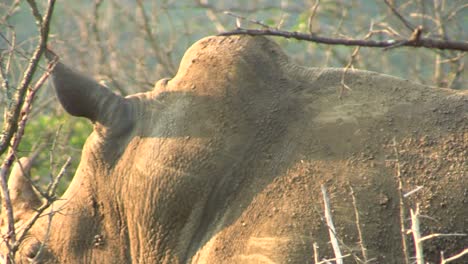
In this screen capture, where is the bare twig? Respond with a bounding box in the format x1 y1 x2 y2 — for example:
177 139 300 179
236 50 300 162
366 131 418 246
0 0 21 23
441 248 468 264
307 0 320 34
31 205 55 262
25 0 43 25
13 156 71 251
446 3 468 21
224 12 270 28
92 0 105 68
193 1 225 32
316 254 352 264
419 233 467 243
46 156 71 197
383 0 415 32
313 242 320 263
0 55 9 92
391 137 410 264
349 185 368 263
320 185 344 264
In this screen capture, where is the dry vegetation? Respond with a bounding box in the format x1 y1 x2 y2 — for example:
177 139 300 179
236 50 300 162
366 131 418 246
0 0 466 263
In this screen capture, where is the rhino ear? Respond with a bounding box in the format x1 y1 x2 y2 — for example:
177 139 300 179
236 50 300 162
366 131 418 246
50 60 127 126
8 157 41 210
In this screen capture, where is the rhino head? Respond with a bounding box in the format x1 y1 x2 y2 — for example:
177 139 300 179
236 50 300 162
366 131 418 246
2 36 467 263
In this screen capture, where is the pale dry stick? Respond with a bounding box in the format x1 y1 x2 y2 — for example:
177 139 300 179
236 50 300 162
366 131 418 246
446 60 464 89
206 10 226 32
224 11 270 28
374 22 402 37
317 254 351 264
349 185 368 263
410 205 424 264
339 46 357 98
409 13 439 27
203 6 225 32
419 233 467 242
275 13 287 30
313 242 320 264
418 0 426 34
311 200 363 263
439 53 466 64
307 0 320 34
441 248 468 264
340 20 383 99
320 185 344 264
391 137 410 264
403 185 423 198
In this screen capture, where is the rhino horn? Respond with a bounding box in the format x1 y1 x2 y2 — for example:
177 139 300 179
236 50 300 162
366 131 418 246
8 156 41 209
48 54 127 127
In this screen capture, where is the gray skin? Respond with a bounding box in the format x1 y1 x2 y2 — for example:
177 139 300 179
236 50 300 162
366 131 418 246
1 35 467 263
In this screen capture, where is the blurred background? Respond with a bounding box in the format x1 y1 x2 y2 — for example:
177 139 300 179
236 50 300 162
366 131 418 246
1 0 466 192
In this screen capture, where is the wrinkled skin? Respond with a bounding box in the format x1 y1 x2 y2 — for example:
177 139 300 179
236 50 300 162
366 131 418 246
1 36 467 263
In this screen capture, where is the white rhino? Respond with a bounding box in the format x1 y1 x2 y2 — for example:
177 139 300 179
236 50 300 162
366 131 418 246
2 35 467 263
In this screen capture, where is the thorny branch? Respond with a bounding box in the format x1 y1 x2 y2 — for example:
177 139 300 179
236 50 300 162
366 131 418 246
13 157 71 252
0 0 56 155
220 2 467 52
0 0 56 262
219 27 468 51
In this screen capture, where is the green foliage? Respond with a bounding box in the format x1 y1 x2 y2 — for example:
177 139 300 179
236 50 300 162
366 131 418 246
19 113 92 195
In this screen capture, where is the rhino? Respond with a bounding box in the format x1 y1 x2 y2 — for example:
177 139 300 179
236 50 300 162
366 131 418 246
1 35 467 263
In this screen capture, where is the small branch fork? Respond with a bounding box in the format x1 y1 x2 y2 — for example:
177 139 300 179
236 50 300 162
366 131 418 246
409 204 467 264
390 139 467 264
